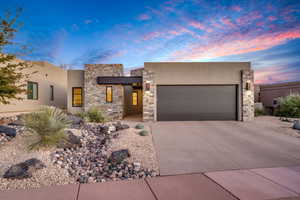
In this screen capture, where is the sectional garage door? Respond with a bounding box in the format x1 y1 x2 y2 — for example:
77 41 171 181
157 85 237 121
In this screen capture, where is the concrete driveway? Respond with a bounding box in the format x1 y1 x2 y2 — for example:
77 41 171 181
151 118 300 175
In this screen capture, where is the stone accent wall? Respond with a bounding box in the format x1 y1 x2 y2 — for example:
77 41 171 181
143 69 155 121
254 84 261 103
84 64 124 120
130 68 143 76
242 70 255 121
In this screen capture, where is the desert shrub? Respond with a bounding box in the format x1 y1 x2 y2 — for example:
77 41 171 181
86 107 105 123
74 111 87 120
23 106 71 150
255 108 266 116
138 130 149 136
135 123 144 129
275 93 300 118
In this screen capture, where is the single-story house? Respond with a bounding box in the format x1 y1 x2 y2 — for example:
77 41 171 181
0 61 67 114
255 81 300 113
67 62 254 121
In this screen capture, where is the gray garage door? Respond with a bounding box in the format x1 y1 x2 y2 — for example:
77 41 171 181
157 85 237 121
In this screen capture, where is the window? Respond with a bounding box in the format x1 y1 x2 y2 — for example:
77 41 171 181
106 86 113 103
132 91 138 106
27 82 38 100
50 85 54 101
72 87 83 107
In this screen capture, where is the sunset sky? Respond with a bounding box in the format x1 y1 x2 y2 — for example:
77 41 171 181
1 0 300 84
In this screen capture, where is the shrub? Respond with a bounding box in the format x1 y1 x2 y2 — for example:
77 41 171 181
74 111 87 120
86 107 105 123
255 108 265 117
275 93 300 118
23 106 71 150
138 130 149 136
135 124 144 129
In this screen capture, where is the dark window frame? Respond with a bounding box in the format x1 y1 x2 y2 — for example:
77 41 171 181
132 91 138 106
72 87 83 107
106 86 113 103
50 85 54 101
27 81 38 100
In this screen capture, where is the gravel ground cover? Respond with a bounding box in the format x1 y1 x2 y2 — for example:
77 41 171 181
0 117 159 191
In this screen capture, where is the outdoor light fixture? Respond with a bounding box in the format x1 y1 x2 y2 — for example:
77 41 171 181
246 81 251 91
145 81 150 92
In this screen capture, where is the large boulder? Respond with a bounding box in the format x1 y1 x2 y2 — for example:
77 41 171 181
109 149 130 164
293 121 300 131
0 125 17 137
3 158 46 179
57 130 82 149
115 122 130 131
68 115 84 129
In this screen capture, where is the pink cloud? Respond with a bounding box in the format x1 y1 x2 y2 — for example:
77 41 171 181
189 20 213 32
268 16 277 21
220 17 235 28
137 14 151 21
170 28 300 60
255 66 300 84
231 6 242 12
236 11 263 25
142 31 162 40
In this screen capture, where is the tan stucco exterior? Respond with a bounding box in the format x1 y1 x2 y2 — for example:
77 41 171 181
67 70 84 114
0 61 67 114
144 62 252 121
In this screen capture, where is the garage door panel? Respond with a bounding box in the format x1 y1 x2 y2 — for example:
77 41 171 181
157 85 237 121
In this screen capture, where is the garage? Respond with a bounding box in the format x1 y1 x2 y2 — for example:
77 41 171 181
157 85 237 121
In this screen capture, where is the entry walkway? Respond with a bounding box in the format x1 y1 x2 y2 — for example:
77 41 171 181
1 166 300 200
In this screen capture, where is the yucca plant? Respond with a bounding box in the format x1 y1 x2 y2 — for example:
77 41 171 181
23 106 71 150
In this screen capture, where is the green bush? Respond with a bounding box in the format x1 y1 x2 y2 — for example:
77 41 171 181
255 108 265 117
23 106 71 150
86 107 105 123
138 130 149 136
275 93 300 118
135 123 144 129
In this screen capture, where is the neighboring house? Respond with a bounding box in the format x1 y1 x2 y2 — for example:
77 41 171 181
0 61 68 114
67 62 254 121
255 81 300 113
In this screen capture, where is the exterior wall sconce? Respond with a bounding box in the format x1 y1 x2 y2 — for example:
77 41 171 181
145 81 150 92
246 82 251 91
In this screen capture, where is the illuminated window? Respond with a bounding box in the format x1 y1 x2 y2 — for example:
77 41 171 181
27 81 38 100
132 91 138 106
106 86 113 103
72 87 83 107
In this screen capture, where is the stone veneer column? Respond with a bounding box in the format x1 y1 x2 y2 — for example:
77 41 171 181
242 69 255 121
143 69 155 121
84 64 124 120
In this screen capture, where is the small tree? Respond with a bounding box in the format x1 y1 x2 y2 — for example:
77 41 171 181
0 8 32 104
276 93 300 118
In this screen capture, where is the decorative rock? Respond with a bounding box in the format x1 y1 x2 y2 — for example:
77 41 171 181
115 122 130 131
109 149 130 164
68 115 84 129
108 125 116 133
0 125 17 137
3 158 46 179
293 121 300 130
57 130 82 149
138 130 149 136
51 123 157 184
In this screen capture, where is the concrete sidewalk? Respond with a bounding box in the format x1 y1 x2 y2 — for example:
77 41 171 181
0 166 299 200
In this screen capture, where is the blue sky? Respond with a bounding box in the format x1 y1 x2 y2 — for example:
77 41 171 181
1 0 300 83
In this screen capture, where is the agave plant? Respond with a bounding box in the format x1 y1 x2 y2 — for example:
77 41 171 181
23 106 71 150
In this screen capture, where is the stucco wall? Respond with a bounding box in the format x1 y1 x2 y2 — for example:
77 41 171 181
67 70 84 114
0 60 67 114
143 62 252 121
